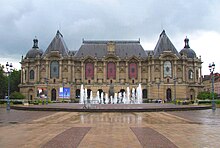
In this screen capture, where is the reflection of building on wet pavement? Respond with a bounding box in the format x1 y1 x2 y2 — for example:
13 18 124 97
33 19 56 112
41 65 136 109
79 113 142 125
1 109 220 147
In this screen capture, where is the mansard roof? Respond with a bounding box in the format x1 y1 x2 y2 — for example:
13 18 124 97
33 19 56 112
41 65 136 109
43 30 69 57
154 30 180 57
74 40 147 59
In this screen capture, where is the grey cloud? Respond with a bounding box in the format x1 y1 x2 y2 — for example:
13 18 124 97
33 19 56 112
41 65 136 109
0 0 219 57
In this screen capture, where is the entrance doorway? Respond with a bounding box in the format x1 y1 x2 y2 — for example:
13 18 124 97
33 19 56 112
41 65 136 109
190 89 195 100
166 88 172 102
76 89 80 98
51 89 56 101
87 89 92 99
142 89 147 99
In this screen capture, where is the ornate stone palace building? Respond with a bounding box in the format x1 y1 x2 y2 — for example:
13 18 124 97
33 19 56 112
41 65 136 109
19 30 203 102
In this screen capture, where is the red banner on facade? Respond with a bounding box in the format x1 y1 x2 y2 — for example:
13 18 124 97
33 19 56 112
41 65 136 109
129 63 137 79
107 62 116 79
85 63 94 79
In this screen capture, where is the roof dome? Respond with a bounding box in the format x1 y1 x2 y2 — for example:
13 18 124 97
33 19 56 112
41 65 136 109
26 48 43 58
25 38 43 59
179 37 196 58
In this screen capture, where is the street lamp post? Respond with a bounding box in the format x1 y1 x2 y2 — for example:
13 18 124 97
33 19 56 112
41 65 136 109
6 62 13 111
209 62 216 111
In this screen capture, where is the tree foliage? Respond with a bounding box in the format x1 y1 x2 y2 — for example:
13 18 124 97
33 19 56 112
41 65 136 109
10 91 25 99
0 65 21 99
0 65 7 98
197 91 218 100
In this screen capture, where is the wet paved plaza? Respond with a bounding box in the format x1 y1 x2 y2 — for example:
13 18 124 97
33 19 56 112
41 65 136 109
0 107 220 148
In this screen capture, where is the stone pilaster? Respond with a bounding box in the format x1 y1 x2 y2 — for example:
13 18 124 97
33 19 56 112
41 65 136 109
103 61 106 83
81 62 84 83
138 61 141 82
116 61 119 83
126 61 128 82
68 60 71 82
160 61 163 82
148 61 151 83
46 60 49 79
94 61 97 83
59 60 62 81
182 61 185 82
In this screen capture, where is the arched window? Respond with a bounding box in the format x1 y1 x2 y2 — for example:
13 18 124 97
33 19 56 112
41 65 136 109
50 61 59 78
107 62 116 79
129 63 137 79
188 70 193 80
30 70 34 80
85 63 94 79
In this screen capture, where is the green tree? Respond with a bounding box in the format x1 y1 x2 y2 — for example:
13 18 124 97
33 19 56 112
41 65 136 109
197 91 218 100
10 70 21 93
0 65 7 99
10 91 25 99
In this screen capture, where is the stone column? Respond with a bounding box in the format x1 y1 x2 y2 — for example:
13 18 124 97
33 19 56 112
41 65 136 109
148 62 151 83
26 64 29 83
21 67 24 83
138 61 141 82
68 60 71 82
152 60 155 82
46 60 49 79
200 66 202 83
72 62 75 83
94 61 97 83
125 61 128 82
160 61 163 82
182 61 185 82
36 60 40 82
193 62 197 83
59 60 62 81
174 60 177 78
81 62 84 83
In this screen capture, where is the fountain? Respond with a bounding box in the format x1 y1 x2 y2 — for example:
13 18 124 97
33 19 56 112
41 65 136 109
90 91 93 104
114 93 117 104
80 83 142 105
105 93 109 104
127 87 130 104
101 92 104 104
80 84 84 104
136 84 143 104
96 91 99 104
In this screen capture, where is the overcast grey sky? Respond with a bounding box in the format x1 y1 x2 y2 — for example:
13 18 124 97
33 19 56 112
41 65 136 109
1 0 220 75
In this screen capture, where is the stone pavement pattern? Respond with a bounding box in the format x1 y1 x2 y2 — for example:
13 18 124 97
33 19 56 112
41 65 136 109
0 108 220 147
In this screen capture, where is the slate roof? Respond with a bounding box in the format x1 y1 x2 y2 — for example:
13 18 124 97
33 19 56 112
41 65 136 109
74 40 147 59
153 30 180 57
43 30 69 57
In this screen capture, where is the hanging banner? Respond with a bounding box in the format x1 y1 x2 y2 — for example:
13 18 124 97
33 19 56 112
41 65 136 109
59 87 70 98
